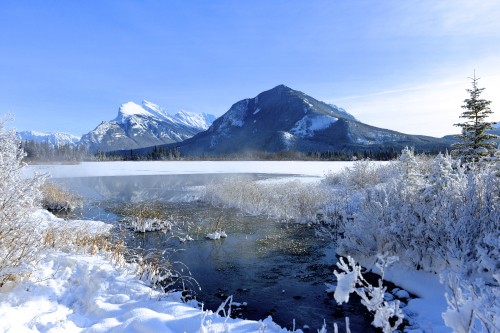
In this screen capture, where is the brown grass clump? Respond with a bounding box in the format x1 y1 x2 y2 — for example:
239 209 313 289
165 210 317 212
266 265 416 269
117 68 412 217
41 182 81 212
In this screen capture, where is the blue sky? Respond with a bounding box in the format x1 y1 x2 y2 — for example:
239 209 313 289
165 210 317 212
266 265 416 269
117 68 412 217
1 0 499 137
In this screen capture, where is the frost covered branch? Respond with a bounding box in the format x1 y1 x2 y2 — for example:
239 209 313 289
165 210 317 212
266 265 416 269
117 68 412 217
333 255 404 333
0 117 46 285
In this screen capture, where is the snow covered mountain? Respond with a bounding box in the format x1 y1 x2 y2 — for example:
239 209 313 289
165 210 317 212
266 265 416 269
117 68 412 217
80 101 215 152
161 85 449 156
17 131 81 146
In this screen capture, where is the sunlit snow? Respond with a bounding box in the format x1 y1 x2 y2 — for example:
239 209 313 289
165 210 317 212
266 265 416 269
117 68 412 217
290 114 337 137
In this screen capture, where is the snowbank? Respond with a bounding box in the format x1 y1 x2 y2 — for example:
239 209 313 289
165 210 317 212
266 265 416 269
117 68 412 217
382 265 452 333
0 251 292 333
0 211 291 333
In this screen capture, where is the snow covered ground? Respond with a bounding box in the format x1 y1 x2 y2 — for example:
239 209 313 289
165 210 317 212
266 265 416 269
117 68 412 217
380 265 451 333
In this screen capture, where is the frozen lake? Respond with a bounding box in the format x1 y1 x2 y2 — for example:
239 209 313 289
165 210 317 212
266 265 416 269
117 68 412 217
24 160 357 179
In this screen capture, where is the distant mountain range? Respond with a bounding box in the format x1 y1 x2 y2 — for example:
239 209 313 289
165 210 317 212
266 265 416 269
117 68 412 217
79 101 215 152
17 131 81 146
142 85 452 157
18 85 499 158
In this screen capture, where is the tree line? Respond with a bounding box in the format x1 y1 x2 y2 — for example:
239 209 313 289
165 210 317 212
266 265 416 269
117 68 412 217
20 140 93 163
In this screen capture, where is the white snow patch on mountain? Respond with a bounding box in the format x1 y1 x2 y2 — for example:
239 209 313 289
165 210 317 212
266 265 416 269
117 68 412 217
351 129 408 145
303 98 314 109
290 114 337 137
281 132 295 150
282 132 294 141
173 110 214 130
141 100 170 119
115 102 153 122
328 104 357 120
115 101 169 124
114 101 214 130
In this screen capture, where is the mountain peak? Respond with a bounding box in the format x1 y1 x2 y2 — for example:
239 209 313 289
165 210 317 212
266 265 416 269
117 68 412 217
115 101 173 124
116 102 150 123
275 84 290 89
267 84 294 93
82 100 216 152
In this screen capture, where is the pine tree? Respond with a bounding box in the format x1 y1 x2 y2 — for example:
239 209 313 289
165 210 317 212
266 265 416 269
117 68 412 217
452 73 498 163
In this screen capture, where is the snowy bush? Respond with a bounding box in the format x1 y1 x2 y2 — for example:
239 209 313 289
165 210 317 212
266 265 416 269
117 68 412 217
336 148 499 274
324 159 387 190
0 117 46 286
442 272 499 333
204 177 329 222
327 147 499 332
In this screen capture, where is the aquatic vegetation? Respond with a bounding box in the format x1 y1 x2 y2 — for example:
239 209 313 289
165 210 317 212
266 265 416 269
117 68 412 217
204 177 329 222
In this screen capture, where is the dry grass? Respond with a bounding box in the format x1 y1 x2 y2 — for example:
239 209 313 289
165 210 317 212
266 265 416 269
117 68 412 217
41 182 82 212
42 223 127 265
204 177 329 222
113 202 175 233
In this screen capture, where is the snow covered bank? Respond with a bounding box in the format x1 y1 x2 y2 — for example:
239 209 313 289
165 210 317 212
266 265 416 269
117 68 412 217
0 211 291 333
0 251 291 333
382 265 451 333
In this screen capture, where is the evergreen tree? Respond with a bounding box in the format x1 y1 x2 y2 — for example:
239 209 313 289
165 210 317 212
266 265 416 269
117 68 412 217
452 73 498 163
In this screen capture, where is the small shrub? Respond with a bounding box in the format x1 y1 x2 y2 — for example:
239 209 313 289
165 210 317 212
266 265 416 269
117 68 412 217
0 117 46 286
324 159 382 190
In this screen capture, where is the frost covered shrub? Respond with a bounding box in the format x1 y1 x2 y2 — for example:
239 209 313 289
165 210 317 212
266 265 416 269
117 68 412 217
324 159 389 190
0 117 45 285
117 202 175 233
334 255 404 333
442 272 499 333
204 177 329 222
332 148 499 332
338 149 499 274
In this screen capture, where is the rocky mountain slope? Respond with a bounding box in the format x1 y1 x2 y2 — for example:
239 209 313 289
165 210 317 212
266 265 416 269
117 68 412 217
164 85 450 156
